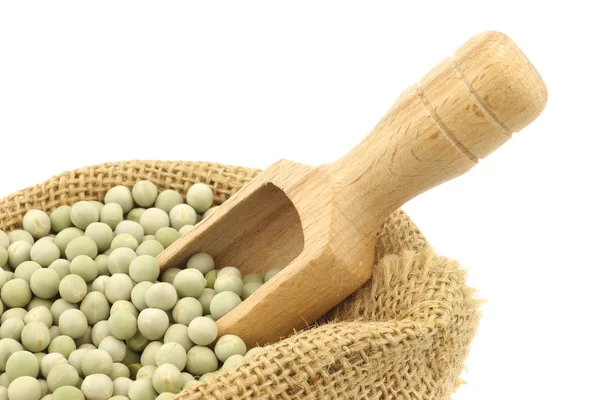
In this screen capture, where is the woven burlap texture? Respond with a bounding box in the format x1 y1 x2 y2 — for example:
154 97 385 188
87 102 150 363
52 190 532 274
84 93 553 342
0 160 481 400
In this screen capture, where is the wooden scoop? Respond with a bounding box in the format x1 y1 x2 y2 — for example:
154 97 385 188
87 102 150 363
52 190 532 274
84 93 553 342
158 31 547 346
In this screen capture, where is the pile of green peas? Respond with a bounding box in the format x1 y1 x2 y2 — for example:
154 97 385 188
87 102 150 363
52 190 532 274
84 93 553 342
0 181 280 400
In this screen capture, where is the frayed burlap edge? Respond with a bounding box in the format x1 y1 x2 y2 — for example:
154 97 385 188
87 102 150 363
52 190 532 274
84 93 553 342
0 160 481 400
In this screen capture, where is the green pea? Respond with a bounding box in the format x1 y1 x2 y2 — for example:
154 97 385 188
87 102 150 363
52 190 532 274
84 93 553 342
53 227 84 256
186 183 214 213
131 281 153 312
132 181 158 208
135 240 164 258
155 342 186 371
91 275 110 294
125 331 150 353
129 255 160 283
0 372 9 387
82 349 113 376
85 222 114 252
98 336 126 363
126 208 145 224
222 354 245 370
105 186 134 214
128 378 157 400
154 190 183 214
8 376 43 400
0 318 25 340
8 230 34 245
95 254 110 275
0 338 23 371
108 311 137 341
30 240 60 267
1 308 27 324
70 202 100 230
65 236 98 261
14 260 41 283
202 206 220 220
58 309 88 339
163 324 193 352
158 268 181 285
47 335 76 359
1 278 32 308
214 274 243 296
48 259 71 280
21 321 50 352
198 288 216 315
173 269 205 298
27 298 52 312
0 247 7 269
80 292 110 325
67 348 90 376
172 298 203 326
49 326 62 341
136 365 156 380
114 221 144 244
242 282 262 300
209 291 242 320
49 299 77 325
7 241 32 268
69 255 99 283
99 203 124 230
152 363 183 394
29 268 60 299
188 317 218 346
154 228 180 249
22 210 52 239
46 362 79 392
24 306 53 327
112 376 132 396
40 352 67 378
105 274 134 304
168 204 196 231
181 372 195 383
51 386 84 400
110 234 139 251
186 253 215 275
0 230 10 249
50 206 74 233
144 283 177 311
139 208 170 235
140 341 162 367
185 346 218 376
6 350 39 379
214 334 246 362
178 225 194 235
91 321 111 347
110 300 139 317
138 309 169 341
108 247 137 275
81 373 114 399
59 274 87 303
204 269 218 289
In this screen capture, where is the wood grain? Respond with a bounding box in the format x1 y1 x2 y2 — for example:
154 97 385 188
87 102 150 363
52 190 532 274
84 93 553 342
156 31 547 346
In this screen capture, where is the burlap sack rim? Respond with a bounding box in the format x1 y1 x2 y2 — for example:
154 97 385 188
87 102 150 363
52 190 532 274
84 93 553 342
0 160 481 400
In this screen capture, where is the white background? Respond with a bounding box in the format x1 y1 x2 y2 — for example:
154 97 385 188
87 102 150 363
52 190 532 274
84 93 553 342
1 2 598 399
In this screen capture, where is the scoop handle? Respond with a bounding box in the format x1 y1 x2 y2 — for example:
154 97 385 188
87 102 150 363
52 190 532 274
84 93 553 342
326 31 547 235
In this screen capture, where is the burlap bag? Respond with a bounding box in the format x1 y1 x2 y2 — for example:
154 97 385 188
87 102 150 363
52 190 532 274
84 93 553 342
0 160 481 400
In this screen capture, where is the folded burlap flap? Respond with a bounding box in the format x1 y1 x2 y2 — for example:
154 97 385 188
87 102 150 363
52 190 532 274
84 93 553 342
0 160 481 400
